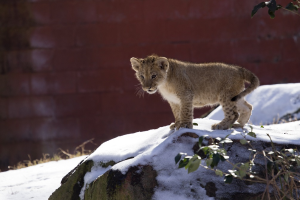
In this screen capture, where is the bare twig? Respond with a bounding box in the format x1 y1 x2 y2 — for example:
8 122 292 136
74 138 96 155
281 7 300 17
262 150 271 200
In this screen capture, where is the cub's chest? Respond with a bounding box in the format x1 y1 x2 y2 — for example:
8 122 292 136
158 86 181 104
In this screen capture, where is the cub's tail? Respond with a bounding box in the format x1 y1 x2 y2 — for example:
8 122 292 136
231 68 260 101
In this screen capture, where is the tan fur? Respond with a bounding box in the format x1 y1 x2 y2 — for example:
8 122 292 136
130 55 259 130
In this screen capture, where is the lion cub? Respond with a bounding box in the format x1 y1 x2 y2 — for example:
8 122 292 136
130 55 259 130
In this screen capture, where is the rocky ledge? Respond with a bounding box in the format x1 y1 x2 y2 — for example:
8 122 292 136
49 119 300 200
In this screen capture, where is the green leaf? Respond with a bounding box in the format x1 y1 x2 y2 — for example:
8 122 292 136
247 132 256 138
175 152 186 164
237 169 246 178
286 2 299 11
198 135 208 148
206 158 213 167
187 155 201 173
185 160 191 169
266 0 277 10
185 155 199 169
260 125 264 128
179 157 190 168
175 154 181 164
198 136 204 148
238 163 249 178
268 9 275 19
224 174 234 184
266 0 278 19
193 122 198 126
212 153 220 168
215 169 223 177
249 125 253 131
284 172 289 182
240 139 248 145
251 2 266 18
201 146 210 155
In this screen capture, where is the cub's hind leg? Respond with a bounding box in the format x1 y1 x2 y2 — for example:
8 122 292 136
212 102 239 130
233 98 252 128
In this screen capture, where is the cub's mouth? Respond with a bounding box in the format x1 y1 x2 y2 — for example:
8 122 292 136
146 88 157 94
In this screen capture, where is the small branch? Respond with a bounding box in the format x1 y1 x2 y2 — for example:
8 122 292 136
74 138 96 154
281 7 300 17
262 151 271 200
273 183 283 199
58 148 73 158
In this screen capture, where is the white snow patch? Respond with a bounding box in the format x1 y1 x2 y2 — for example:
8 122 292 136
0 156 86 200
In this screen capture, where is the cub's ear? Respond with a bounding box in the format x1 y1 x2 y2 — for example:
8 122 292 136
130 57 141 72
156 57 169 72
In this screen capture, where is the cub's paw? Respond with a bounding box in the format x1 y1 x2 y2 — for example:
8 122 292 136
211 123 219 130
176 122 193 129
169 122 180 130
211 123 228 130
169 123 175 130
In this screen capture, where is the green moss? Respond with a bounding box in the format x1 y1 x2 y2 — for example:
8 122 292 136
84 170 109 200
100 160 116 168
84 165 158 200
49 160 94 200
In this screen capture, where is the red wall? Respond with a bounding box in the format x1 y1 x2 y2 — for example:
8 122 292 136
0 0 300 171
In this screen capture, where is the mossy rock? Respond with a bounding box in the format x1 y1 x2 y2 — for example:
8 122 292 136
49 159 94 200
84 165 157 200
48 159 158 200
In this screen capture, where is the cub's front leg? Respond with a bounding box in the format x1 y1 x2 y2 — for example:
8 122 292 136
169 102 181 130
176 94 194 129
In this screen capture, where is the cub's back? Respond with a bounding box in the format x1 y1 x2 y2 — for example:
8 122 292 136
176 62 244 92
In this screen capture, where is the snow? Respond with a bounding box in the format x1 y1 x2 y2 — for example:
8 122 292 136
207 83 300 125
0 156 86 200
1 83 300 200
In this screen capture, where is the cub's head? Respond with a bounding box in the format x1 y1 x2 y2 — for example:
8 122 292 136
130 55 169 94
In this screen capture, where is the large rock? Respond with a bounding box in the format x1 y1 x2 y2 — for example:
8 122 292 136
84 165 157 200
49 159 94 200
49 119 300 200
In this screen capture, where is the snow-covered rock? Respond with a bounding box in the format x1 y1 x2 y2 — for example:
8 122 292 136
207 83 300 125
49 118 300 200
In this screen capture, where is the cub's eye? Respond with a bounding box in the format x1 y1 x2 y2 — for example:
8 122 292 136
140 75 144 79
152 75 157 79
